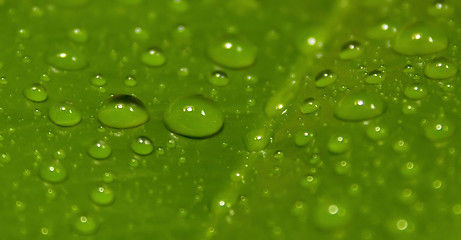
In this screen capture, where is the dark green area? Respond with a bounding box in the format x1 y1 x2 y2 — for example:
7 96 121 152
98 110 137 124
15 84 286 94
1 0 461 239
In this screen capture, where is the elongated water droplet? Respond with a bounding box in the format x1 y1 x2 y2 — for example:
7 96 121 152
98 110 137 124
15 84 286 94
46 46 88 71
209 71 229 86
404 83 427 100
98 95 149 129
300 97 320 114
339 41 363 60
365 70 385 84
243 128 272 151
315 70 337 88
208 36 256 69
334 92 386 121
164 95 224 138
393 22 448 55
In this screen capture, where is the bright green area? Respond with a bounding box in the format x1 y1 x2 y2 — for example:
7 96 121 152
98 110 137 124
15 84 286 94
1 0 461 240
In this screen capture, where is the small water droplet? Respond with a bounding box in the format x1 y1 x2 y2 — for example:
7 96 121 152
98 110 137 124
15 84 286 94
404 83 428 100
208 71 229 86
91 74 106 86
339 41 363 60
141 48 166 67
424 57 457 79
300 97 320 114
46 46 88 71
244 128 272 151
90 186 115 206
328 134 351 154
39 161 67 183
73 215 98 235
294 130 314 147
88 140 111 160
366 124 389 140
314 201 351 230
69 28 88 43
365 70 385 84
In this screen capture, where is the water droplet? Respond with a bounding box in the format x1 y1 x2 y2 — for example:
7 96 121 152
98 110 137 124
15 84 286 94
131 27 149 41
169 0 189 12
300 97 320 114
367 21 397 39
296 26 325 54
131 136 154 155
366 124 389 140
208 71 229 87
339 41 363 60
69 28 88 43
46 46 88 71
314 201 351 230
73 215 98 235
98 94 149 129
23 83 48 102
365 70 385 84
425 118 454 142
49 101 82 127
328 134 351 154
141 48 166 67
393 139 410 153
404 83 428 100
294 130 314 147
0 153 11 164
90 186 115 206
124 76 137 87
244 128 272 151
87 140 111 160
208 36 256 69
428 1 454 17
393 22 448 55
335 160 351 175
315 70 337 88
334 92 386 121
91 74 106 86
424 57 457 79
39 161 67 183
164 95 224 138
103 172 114 183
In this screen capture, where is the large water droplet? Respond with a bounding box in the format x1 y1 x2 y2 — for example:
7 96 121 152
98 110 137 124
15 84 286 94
208 36 256 69
46 46 88 71
98 95 149 129
243 128 272 151
424 57 457 79
23 83 48 102
393 22 448 55
334 92 386 121
49 101 82 127
164 95 224 138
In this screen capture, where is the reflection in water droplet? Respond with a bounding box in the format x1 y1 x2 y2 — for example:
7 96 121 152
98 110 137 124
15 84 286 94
208 36 256 69
209 71 229 86
49 101 82 127
424 57 457 79
315 70 337 88
131 136 154 155
98 95 149 129
393 22 448 55
23 83 48 102
39 161 67 183
339 41 363 60
300 97 320 114
244 128 272 151
141 48 166 67
334 92 386 121
87 140 112 160
365 70 385 84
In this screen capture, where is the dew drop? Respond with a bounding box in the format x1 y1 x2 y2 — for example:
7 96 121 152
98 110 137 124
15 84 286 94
87 140 111 160
334 92 386 121
141 48 166 67
124 76 137 87
46 46 88 71
39 161 67 183
296 26 325 54
91 74 106 86
90 186 115 206
48 101 82 127
23 83 48 102
314 201 351 230
393 22 448 55
164 95 224 138
315 70 337 88
365 70 385 84
328 134 351 154
73 215 98 235
294 130 314 147
366 124 389 140
425 118 454 142
130 27 149 41
404 83 428 100
208 71 229 87
69 28 88 43
243 128 272 151
265 77 299 117
131 136 154 155
339 41 363 60
208 36 256 69
98 94 149 129
424 57 457 79
300 97 320 114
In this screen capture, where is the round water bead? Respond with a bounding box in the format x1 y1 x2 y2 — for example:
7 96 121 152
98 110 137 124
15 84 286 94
90 186 115 206
73 215 98 235
393 22 448 55
365 70 385 84
46 46 88 71
314 201 351 230
425 118 455 142
164 95 224 138
131 136 154 155
424 57 457 79
315 70 337 88
328 135 351 154
208 36 256 68
334 92 386 121
294 131 314 147
141 48 166 67
339 41 363 60
404 83 428 100
300 97 320 114
98 94 149 129
209 71 229 86
243 128 272 151
49 101 82 127
87 140 111 160
23 83 48 102
39 161 67 183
